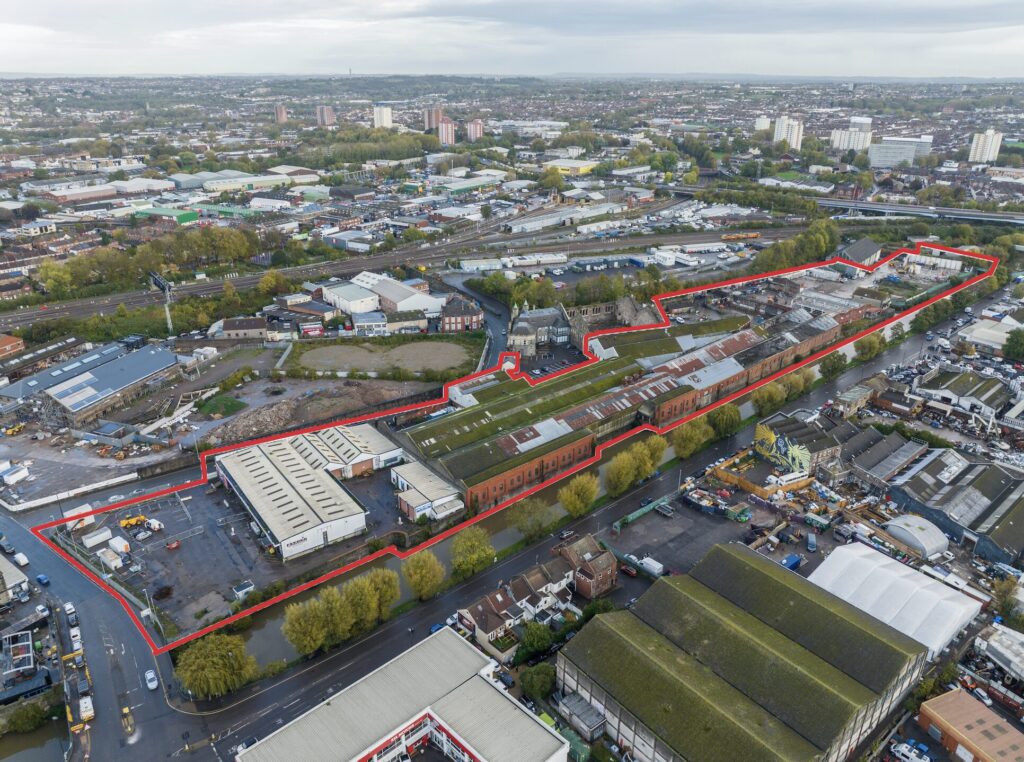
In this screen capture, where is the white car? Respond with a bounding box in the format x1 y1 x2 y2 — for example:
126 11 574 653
34 604 50 618
145 669 159 691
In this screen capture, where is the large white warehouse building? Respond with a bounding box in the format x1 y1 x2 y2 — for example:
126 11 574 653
808 543 981 660
215 423 402 560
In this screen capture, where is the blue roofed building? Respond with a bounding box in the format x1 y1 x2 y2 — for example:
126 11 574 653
40 346 179 427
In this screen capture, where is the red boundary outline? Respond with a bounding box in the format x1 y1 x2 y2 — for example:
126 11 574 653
29 243 998 655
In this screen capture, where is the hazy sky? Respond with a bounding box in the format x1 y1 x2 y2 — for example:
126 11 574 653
3 0 1024 78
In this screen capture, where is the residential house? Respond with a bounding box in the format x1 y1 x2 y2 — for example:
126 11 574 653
557 534 618 599
441 295 484 332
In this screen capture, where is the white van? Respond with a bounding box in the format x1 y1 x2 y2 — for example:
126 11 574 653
13 552 28 567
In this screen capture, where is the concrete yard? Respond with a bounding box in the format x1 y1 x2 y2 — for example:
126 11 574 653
298 341 470 372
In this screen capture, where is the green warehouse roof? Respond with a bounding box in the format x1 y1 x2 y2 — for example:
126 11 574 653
565 612 820 762
689 544 924 695
561 544 926 762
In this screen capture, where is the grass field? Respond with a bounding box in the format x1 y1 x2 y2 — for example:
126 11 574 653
199 395 248 417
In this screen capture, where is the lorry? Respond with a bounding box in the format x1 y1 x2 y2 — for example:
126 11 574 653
79 696 95 722
639 556 665 576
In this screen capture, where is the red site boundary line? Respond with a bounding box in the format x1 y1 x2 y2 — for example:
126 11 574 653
29 243 998 655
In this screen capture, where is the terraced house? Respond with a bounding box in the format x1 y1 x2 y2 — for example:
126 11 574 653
556 545 927 762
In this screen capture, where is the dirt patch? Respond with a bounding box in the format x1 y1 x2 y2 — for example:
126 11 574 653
203 378 436 446
300 342 469 372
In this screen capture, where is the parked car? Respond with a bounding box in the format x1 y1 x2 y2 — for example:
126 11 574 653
35 574 50 586
973 687 994 707
558 529 575 540
620 564 638 577
429 623 444 634
34 604 50 619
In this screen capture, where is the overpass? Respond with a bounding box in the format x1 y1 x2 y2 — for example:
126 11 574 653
816 198 1024 226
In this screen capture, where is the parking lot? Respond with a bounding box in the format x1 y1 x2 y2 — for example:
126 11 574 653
55 466 426 636
603 502 753 575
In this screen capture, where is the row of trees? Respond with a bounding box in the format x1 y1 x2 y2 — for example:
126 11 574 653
605 435 668 497
36 227 260 300
750 366 817 417
16 276 289 345
468 265 682 312
282 568 401 656
668 402 743 461
749 219 841 274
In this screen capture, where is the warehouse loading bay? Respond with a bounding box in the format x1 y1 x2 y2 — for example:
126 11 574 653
49 474 404 636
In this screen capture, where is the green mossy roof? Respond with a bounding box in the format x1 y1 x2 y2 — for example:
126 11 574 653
689 544 924 695
563 612 820 762
633 576 875 751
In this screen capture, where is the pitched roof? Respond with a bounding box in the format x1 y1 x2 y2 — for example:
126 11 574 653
690 545 924 695
564 612 820 762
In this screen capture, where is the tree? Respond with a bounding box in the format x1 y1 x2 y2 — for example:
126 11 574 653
644 435 668 468
854 333 885 361
510 498 550 542
366 568 401 622
175 633 259 699
451 526 495 579
520 622 554 655
402 550 447 600
480 204 492 220
558 473 600 518
993 577 1019 619
818 351 847 382
708 403 742 439
889 323 906 343
6 702 48 733
342 575 380 633
605 452 637 497
282 599 328 655
628 441 654 482
780 373 806 402
402 226 426 242
537 167 566 191
671 418 715 459
752 382 787 417
1005 329 1024 361
319 585 355 644
258 269 290 296
520 663 557 701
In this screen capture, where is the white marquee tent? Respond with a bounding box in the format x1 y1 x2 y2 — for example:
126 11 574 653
808 542 981 660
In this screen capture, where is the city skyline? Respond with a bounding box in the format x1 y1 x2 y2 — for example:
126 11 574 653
3 0 1023 78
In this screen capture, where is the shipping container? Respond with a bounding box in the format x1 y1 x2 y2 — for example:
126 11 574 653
81 527 113 549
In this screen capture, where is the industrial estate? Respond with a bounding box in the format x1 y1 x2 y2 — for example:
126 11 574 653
4 56 1024 762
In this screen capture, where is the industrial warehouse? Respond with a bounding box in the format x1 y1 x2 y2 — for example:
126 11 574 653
237 627 569 762
556 545 927 762
215 423 404 560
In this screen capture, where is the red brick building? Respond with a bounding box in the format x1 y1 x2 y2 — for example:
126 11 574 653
557 533 618 599
0 334 25 360
465 431 596 510
440 295 484 332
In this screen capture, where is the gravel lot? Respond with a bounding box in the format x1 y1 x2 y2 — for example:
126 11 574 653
299 341 469 372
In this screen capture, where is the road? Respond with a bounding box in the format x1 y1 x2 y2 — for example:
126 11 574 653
817 198 1024 225
0 227 808 331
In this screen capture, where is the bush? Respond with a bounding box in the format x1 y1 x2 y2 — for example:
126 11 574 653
5 702 49 734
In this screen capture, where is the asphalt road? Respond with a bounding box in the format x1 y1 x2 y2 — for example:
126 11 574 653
0 227 806 331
